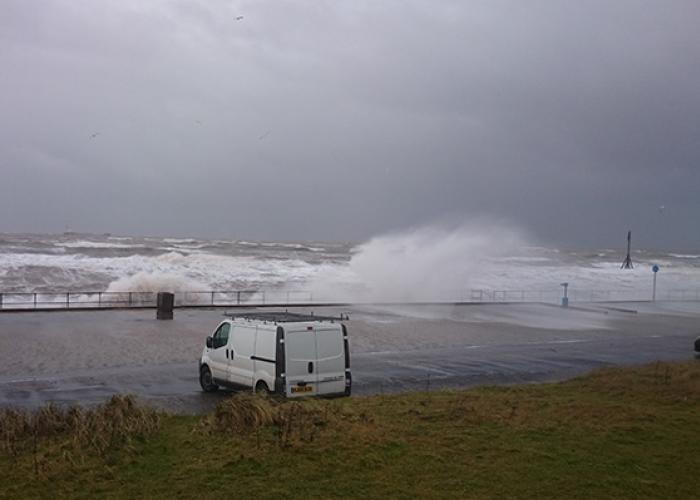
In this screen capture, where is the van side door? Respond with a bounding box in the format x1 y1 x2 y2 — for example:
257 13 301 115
209 322 231 382
228 325 256 388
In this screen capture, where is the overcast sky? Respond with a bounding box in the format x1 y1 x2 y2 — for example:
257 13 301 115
1 0 698 248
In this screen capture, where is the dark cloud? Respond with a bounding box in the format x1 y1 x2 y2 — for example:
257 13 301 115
1 0 698 248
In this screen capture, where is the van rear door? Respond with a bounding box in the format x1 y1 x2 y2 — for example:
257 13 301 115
284 324 346 397
314 326 346 395
285 326 318 397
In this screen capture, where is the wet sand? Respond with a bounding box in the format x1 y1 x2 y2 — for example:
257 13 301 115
1 302 698 413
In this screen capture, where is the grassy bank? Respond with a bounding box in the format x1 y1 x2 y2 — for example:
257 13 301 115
1 361 699 499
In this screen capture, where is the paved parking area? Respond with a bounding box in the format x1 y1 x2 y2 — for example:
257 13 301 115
1 302 698 413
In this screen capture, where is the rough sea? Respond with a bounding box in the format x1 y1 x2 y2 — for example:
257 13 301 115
0 229 698 303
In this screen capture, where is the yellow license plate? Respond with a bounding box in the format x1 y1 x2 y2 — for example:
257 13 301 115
291 385 313 394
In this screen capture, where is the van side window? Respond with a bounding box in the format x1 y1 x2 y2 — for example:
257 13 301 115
212 323 230 349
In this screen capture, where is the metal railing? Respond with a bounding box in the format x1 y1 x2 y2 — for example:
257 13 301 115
0 287 698 311
0 290 314 310
468 289 562 303
468 288 700 303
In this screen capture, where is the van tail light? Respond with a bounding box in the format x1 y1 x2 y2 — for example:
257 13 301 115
344 372 352 396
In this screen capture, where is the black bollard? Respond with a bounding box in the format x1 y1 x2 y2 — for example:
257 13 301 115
157 292 174 320
695 336 700 353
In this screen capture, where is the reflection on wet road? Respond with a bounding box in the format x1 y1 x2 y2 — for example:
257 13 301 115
0 304 698 413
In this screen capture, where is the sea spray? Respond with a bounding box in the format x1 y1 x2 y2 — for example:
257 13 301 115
310 222 530 302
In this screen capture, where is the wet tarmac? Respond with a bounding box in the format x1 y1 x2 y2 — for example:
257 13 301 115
1 303 698 413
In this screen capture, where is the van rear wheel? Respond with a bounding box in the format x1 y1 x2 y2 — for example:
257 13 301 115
255 381 270 397
199 365 218 392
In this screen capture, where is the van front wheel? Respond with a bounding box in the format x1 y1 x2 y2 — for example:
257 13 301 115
199 365 219 393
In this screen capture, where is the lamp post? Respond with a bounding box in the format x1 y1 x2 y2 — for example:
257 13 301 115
560 282 569 307
652 265 659 301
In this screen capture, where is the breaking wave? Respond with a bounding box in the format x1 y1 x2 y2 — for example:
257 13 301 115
312 222 529 301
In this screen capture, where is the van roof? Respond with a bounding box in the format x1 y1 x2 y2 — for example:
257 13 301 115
224 311 348 324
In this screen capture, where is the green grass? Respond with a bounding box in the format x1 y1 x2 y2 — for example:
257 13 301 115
1 361 699 499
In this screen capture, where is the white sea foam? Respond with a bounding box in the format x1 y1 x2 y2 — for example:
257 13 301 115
105 272 210 293
161 238 201 244
260 242 326 252
162 242 210 250
0 249 334 292
55 240 146 249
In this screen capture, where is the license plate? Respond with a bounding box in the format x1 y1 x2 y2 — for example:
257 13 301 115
291 385 313 394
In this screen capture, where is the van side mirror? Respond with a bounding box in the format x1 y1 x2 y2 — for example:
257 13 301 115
206 336 213 349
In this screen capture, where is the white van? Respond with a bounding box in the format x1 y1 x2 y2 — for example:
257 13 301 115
198 312 351 398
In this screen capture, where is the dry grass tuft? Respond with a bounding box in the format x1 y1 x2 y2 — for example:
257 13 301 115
200 393 345 448
208 393 277 433
0 408 30 457
0 394 160 466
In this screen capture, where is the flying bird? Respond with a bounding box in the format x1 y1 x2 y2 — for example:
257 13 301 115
90 132 100 139
258 130 271 140
235 16 244 21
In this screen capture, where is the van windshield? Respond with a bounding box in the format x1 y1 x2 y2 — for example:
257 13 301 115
213 323 230 348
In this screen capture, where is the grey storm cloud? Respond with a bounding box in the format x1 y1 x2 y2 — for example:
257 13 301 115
1 0 699 248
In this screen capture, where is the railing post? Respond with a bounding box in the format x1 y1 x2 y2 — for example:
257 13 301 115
237 291 241 305
34 293 37 309
211 291 215 306
98 292 102 307
262 291 265 305
66 292 70 308
128 292 132 307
